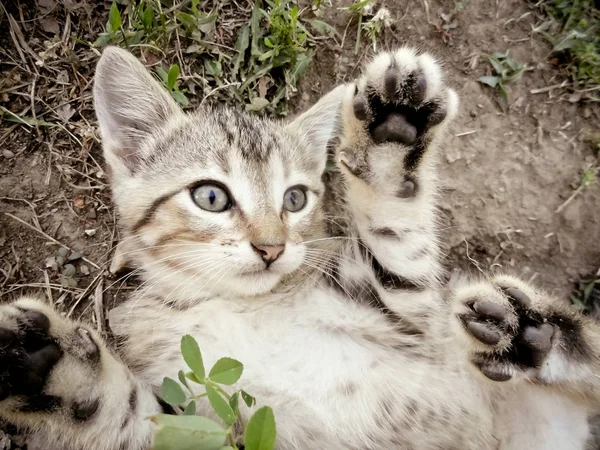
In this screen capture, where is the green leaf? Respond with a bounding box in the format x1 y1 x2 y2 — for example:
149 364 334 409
250 2 263 57
109 2 122 32
93 33 112 47
142 6 154 30
241 390 256 407
478 76 499 88
486 55 505 75
232 24 250 76
161 377 186 406
491 50 509 59
167 65 180 91
178 370 193 394
181 335 205 381
206 384 236 424
287 52 312 87
155 66 169 84
197 12 218 25
151 414 227 450
172 90 190 106
209 358 244 385
247 97 270 111
177 11 197 30
185 371 204 384
496 83 509 112
0 106 56 127
245 406 276 450
307 19 336 36
219 447 237 450
183 400 196 415
229 392 239 412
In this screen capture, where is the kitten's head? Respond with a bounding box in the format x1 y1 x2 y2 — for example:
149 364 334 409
93 47 341 301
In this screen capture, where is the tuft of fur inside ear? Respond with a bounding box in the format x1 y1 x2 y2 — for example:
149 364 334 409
93 47 183 175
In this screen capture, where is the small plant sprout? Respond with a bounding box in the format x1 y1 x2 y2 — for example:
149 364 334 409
478 50 525 111
152 335 276 450
571 267 600 313
362 8 391 51
345 0 375 55
156 64 190 106
555 164 598 214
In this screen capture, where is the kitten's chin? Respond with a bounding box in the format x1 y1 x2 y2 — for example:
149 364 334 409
224 271 283 297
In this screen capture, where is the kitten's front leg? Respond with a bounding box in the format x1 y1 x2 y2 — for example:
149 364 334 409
453 276 600 408
336 48 458 289
0 297 160 450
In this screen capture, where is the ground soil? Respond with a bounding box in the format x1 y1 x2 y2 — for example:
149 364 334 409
0 0 599 447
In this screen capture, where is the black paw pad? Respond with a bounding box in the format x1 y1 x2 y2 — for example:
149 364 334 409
466 322 501 346
383 67 400 99
0 310 62 401
372 113 417 145
72 398 100 421
503 287 532 309
353 94 369 122
472 301 506 322
476 361 512 382
353 63 446 151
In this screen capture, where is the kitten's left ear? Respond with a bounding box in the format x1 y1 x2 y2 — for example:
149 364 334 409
93 46 184 176
286 85 347 173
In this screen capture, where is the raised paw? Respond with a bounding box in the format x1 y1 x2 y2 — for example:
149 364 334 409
354 50 452 148
454 279 561 383
338 48 458 196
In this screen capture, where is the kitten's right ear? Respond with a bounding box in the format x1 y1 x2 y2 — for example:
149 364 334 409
93 47 183 175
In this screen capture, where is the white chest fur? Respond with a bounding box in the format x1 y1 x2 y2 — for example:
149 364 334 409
110 287 492 450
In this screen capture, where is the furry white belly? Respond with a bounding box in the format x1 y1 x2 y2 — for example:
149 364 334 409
111 288 492 450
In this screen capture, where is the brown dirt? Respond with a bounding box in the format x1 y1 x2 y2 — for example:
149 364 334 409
297 0 600 299
0 0 599 445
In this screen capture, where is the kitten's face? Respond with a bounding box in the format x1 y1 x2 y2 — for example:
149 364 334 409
116 110 327 298
93 48 339 301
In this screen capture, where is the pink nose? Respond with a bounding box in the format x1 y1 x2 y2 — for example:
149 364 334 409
251 244 285 265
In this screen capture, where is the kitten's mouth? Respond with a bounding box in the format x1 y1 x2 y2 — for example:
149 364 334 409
238 266 283 277
239 268 270 276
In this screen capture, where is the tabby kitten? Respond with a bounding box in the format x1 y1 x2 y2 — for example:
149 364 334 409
1 46 599 450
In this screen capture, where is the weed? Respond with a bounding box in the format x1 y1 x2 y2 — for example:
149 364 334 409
93 0 331 116
555 163 599 213
571 271 600 314
438 0 470 43
478 50 525 111
154 335 276 450
537 0 600 99
156 64 190 106
344 0 375 55
361 8 391 52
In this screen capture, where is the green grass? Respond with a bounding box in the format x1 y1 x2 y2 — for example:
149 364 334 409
94 0 332 116
478 51 525 111
539 0 600 97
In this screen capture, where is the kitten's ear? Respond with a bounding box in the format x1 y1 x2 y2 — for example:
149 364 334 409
287 85 347 173
93 47 183 175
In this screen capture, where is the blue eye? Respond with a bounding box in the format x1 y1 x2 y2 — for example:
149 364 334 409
283 186 307 212
191 183 231 212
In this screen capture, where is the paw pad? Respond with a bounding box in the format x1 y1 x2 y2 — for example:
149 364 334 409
352 51 451 149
